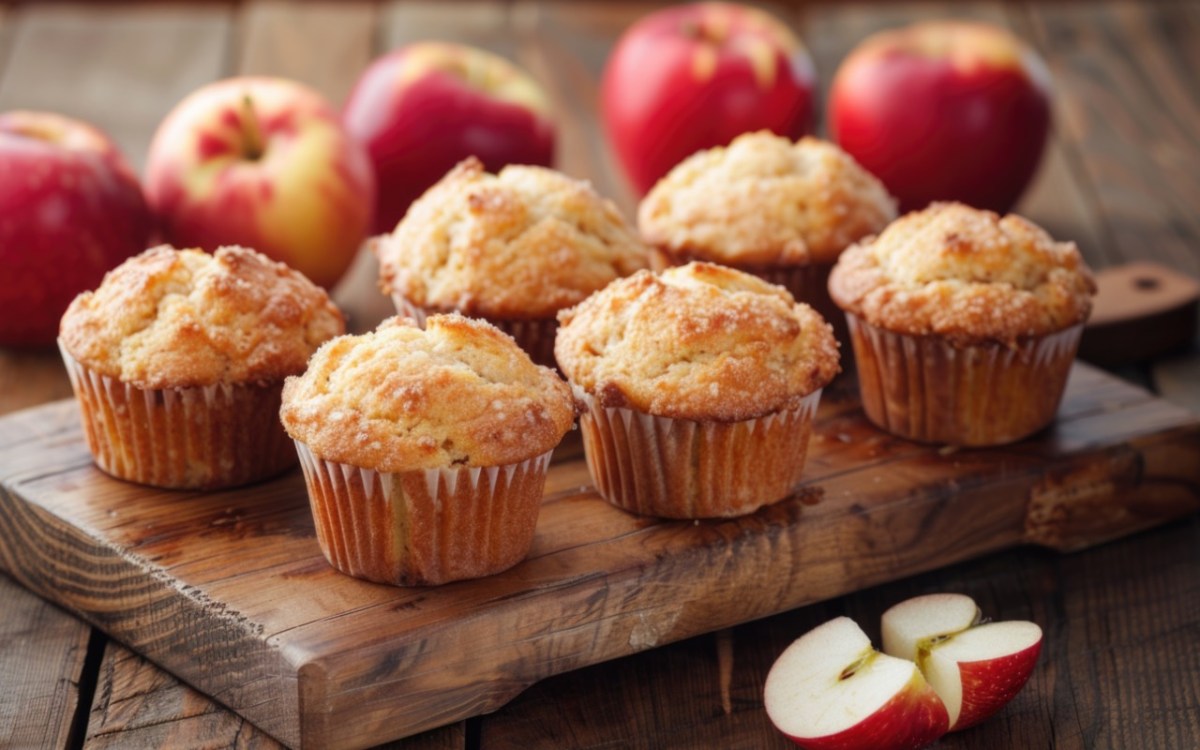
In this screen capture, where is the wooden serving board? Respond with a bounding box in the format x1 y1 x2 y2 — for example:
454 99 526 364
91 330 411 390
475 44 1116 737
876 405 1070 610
1 364 1198 750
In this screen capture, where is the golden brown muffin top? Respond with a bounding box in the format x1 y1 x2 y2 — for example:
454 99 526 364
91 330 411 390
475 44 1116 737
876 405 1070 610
59 245 344 389
280 314 576 472
555 262 840 422
638 132 897 267
375 157 649 319
828 202 1097 344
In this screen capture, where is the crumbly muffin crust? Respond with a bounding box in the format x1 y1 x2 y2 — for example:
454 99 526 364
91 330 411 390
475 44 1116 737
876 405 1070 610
281 314 575 472
638 132 897 267
828 202 1096 344
59 245 344 389
375 157 649 319
555 262 840 422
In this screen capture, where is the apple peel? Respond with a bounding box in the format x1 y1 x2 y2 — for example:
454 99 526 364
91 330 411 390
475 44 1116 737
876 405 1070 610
764 616 949 750
882 593 1043 731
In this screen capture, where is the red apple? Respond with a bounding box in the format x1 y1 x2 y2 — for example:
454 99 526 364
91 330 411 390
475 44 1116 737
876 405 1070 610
829 20 1052 213
764 616 950 750
882 593 1043 731
343 42 556 235
145 77 375 288
0 111 151 347
601 2 816 195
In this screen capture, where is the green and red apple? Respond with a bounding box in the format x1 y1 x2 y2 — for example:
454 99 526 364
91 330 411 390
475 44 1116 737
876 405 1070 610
0 111 151 347
343 42 556 235
145 76 374 288
601 1 816 195
830 20 1052 213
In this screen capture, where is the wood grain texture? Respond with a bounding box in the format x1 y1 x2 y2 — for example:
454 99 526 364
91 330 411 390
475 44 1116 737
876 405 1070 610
0 574 92 750
484 515 1200 750
0 2 232 170
1026 1 1200 278
0 348 73 415
515 1 654 217
237 0 377 105
0 365 1196 749
1152 341 1200 415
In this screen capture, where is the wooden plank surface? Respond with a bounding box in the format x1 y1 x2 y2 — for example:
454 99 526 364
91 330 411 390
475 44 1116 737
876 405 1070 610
1 365 1197 749
0 574 95 750
482 513 1200 749
0 3 231 171
1026 2 1200 278
0 2 1197 749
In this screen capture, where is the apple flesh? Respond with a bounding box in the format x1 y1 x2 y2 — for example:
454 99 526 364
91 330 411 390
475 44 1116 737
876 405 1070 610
882 593 1043 731
145 76 375 288
829 20 1051 213
343 42 556 235
0 111 151 347
764 616 949 750
602 1 816 195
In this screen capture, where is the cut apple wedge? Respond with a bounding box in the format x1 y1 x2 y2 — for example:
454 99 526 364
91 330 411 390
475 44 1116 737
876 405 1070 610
764 616 949 750
882 594 1043 731
882 592 980 664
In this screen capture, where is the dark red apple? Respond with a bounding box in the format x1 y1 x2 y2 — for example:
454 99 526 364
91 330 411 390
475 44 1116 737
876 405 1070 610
343 42 557 235
0 111 151 347
830 20 1052 213
601 1 816 196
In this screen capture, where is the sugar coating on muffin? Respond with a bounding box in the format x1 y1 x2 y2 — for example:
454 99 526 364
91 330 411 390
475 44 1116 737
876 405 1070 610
59 245 345 389
555 262 840 422
638 132 897 267
375 157 649 319
828 202 1096 344
281 314 576 472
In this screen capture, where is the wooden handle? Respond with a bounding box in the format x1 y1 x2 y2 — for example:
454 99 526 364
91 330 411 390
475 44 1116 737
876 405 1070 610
1080 262 1200 367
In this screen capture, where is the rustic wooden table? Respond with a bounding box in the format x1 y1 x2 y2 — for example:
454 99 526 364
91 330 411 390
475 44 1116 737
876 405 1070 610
0 1 1197 749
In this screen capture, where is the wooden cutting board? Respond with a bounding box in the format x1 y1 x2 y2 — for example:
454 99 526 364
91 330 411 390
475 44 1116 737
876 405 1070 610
1 364 1198 750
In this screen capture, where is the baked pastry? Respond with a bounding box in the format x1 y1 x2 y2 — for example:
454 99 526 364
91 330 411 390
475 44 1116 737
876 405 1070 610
828 202 1097 446
58 245 344 489
374 157 649 367
280 314 576 586
638 131 896 343
555 262 839 519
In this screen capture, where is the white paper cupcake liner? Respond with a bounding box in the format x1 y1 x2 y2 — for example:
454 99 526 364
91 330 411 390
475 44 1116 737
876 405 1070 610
846 315 1084 446
390 293 558 369
575 388 822 519
294 441 553 586
58 341 293 489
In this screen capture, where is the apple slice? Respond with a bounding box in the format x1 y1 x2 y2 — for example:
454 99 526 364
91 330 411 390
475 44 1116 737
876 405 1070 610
882 592 980 663
882 594 1043 731
764 616 949 750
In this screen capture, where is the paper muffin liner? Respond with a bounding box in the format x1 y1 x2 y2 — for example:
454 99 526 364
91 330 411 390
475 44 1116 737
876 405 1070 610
391 292 558 369
648 248 845 349
845 314 1084 446
58 342 294 489
294 441 553 586
574 387 822 519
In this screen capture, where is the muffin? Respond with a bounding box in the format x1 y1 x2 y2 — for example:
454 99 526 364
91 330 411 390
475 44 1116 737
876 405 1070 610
280 314 576 586
555 262 839 519
58 245 345 489
374 157 650 367
828 202 1097 446
638 131 896 343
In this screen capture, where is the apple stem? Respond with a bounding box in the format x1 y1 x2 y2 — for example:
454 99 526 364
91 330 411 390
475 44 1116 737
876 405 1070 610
240 94 264 161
